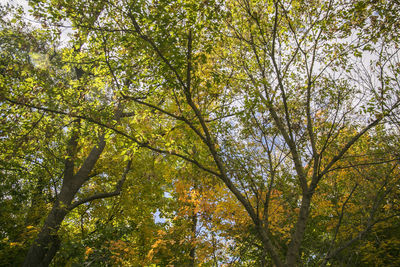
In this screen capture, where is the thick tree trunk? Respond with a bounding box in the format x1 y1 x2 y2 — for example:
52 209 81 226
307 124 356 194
23 206 66 266
22 183 79 267
23 133 106 266
285 193 313 266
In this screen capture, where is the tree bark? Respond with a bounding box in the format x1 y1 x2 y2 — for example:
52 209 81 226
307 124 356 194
285 193 312 266
23 135 106 266
22 185 78 267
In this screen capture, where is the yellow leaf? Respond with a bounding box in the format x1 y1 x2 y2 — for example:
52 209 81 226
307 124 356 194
85 247 93 256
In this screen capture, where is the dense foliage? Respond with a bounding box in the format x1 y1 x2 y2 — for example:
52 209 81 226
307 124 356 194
1 0 400 266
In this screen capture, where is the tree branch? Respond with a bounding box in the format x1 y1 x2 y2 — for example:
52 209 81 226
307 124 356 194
68 159 132 211
4 97 221 178
127 10 187 91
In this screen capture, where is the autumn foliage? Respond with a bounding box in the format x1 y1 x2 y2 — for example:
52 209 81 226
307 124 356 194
1 0 400 266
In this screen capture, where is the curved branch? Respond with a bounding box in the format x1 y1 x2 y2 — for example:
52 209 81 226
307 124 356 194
68 159 132 211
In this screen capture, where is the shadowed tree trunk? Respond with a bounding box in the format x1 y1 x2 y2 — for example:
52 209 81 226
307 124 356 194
22 130 106 266
22 103 131 266
22 138 133 266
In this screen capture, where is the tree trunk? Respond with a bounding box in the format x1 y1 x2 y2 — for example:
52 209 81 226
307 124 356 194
22 182 79 267
23 132 106 266
285 193 313 266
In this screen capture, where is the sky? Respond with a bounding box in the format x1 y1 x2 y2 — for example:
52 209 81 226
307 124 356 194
7 0 74 45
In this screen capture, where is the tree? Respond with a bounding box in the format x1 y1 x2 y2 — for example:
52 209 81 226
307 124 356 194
1 3 138 266
1 0 400 266
217 1 400 265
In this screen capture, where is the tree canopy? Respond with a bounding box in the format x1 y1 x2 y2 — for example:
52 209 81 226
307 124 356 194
1 0 400 266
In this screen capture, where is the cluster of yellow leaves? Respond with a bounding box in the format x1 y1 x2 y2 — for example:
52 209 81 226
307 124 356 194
106 239 137 266
360 238 400 266
146 227 189 265
84 247 93 258
1 225 37 248
265 189 294 239
25 225 38 236
174 180 218 217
